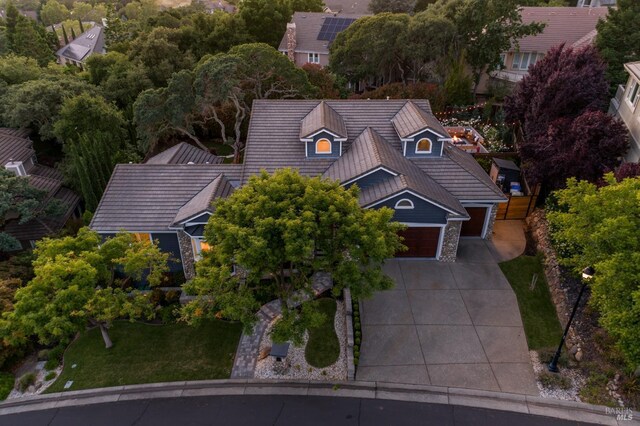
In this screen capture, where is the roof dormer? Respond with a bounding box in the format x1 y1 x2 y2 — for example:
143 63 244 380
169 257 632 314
391 101 450 158
300 101 347 158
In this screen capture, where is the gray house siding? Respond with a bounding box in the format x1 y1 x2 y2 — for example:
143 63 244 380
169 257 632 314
345 169 395 190
305 130 342 158
404 129 443 158
151 232 183 273
376 193 448 224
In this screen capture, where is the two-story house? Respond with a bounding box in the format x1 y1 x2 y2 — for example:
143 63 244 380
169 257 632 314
609 62 640 163
278 12 365 68
478 7 610 95
90 100 506 281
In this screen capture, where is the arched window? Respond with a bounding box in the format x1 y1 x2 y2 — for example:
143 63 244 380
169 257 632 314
315 138 332 154
416 138 432 153
394 198 414 209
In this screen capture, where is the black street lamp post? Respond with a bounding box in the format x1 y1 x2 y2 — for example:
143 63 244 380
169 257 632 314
548 266 594 373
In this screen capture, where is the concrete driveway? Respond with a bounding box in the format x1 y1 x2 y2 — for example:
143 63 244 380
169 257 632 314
356 237 538 395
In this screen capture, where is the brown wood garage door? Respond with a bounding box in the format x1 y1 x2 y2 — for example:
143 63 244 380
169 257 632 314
396 227 440 258
461 207 487 237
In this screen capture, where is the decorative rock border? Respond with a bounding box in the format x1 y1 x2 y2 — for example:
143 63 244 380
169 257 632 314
230 273 333 379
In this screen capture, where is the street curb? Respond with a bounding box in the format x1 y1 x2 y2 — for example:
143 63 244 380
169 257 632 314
0 379 637 425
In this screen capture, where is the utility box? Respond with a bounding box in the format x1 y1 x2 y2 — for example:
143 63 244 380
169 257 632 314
490 158 521 193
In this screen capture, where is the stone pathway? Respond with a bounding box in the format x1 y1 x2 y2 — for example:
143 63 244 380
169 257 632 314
230 273 332 379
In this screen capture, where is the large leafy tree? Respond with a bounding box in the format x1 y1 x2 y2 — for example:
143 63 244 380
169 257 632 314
53 93 126 143
287 0 324 12
505 44 609 141
369 0 415 14
0 54 47 85
0 229 169 349
181 169 404 343
0 76 98 140
238 0 291 48
504 44 619 190
425 0 543 92
520 111 628 189
0 170 65 253
595 0 640 95
135 43 313 160
178 11 252 60
40 0 70 26
547 175 640 369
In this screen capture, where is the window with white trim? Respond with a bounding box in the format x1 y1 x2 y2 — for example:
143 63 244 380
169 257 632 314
415 138 432 154
315 138 332 154
307 53 320 64
394 199 414 209
512 51 539 70
191 238 211 260
626 80 639 108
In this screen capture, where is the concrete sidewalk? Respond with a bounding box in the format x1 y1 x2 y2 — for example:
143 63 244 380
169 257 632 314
0 379 636 425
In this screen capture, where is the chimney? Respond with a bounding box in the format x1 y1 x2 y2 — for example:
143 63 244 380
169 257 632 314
286 23 297 63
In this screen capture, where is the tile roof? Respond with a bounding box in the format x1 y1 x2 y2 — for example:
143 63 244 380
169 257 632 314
323 127 467 215
146 142 223 165
300 101 348 139
391 101 448 139
172 174 234 225
515 7 609 53
243 100 505 203
0 133 34 167
625 62 640 80
56 25 105 62
0 128 31 139
277 12 366 54
90 164 244 232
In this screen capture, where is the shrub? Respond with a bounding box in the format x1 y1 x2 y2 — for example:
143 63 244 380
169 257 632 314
159 305 177 324
37 349 50 361
165 290 181 305
538 371 571 390
48 345 64 362
0 372 14 400
150 288 166 306
18 372 36 392
537 347 569 368
45 358 59 371
45 371 57 381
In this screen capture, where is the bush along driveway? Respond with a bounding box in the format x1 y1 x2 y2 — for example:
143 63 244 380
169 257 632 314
357 239 539 395
46 320 242 393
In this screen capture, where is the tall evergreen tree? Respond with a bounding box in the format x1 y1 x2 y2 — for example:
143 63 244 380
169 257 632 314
70 26 76 40
61 24 69 45
4 1 20 50
78 18 85 33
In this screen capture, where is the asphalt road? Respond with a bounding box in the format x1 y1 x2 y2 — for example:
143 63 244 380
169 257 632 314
0 395 596 426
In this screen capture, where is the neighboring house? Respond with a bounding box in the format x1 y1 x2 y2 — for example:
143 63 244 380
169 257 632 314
91 100 506 280
55 25 105 69
145 142 223 165
278 11 366 68
1 128 81 249
609 62 640 162
478 7 609 94
324 0 371 14
577 0 616 6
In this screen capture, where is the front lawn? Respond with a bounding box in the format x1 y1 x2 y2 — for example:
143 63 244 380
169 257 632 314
499 254 563 350
305 298 340 368
46 320 242 393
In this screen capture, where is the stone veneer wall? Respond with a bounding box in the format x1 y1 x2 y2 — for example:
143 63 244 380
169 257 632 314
177 230 196 280
439 221 461 262
484 203 499 241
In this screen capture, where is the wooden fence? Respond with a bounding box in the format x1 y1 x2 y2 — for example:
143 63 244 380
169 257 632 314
496 174 540 220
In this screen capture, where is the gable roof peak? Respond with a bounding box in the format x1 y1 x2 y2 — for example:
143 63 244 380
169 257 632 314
300 101 348 139
391 100 448 139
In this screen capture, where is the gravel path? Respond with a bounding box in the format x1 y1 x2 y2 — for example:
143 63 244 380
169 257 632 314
255 300 347 381
530 350 586 401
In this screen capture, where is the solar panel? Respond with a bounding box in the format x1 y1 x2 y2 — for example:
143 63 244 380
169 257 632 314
317 17 357 42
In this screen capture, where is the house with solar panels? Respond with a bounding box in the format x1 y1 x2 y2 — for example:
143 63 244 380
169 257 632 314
55 25 105 69
278 12 366 68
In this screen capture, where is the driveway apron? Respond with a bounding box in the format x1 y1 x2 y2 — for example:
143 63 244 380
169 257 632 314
357 239 538 395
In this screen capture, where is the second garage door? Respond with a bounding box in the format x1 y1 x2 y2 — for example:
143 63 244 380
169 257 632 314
461 207 488 237
396 227 441 258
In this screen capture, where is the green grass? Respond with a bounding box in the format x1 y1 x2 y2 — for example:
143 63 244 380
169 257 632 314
46 320 242 393
0 372 14 401
305 298 340 368
499 254 563 350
